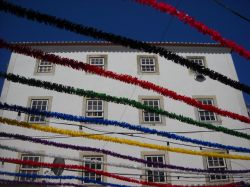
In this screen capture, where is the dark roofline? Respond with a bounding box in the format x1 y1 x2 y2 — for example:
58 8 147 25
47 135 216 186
12 41 225 48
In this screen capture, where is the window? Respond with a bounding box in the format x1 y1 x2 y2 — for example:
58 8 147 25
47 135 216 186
87 55 108 71
35 60 55 75
79 153 107 184
141 151 169 183
143 99 161 123
206 156 229 182
139 96 165 125
26 96 52 124
89 57 105 69
145 155 167 183
188 58 205 67
197 98 217 122
28 99 48 123
82 156 103 183
86 99 104 119
202 150 232 184
187 57 206 76
140 57 156 72
137 55 159 74
19 154 40 181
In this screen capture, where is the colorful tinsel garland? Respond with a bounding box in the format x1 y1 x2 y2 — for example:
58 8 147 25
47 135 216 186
1 132 249 174
135 0 250 59
0 72 249 140
0 171 129 187
0 179 124 187
1 102 250 153
0 0 250 96
2 143 231 175
0 40 250 124
0 158 244 187
1 117 250 160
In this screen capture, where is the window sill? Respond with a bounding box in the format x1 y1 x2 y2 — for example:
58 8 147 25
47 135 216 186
200 120 222 125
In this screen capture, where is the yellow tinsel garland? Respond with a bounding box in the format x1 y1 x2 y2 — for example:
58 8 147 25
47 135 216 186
0 117 249 160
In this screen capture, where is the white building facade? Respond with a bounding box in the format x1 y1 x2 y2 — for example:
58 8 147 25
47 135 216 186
0 41 250 186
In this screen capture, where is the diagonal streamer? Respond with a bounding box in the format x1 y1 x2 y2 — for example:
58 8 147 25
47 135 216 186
1 102 250 153
0 171 244 187
0 39 250 124
135 0 250 59
1 132 249 174
0 72 249 140
0 171 129 187
0 0 250 94
1 143 230 175
1 117 250 160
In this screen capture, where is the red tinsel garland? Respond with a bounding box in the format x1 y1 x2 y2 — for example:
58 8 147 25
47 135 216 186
0 39 250 124
135 0 250 60
0 157 241 187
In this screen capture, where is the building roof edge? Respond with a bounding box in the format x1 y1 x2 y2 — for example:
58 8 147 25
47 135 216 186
11 41 226 48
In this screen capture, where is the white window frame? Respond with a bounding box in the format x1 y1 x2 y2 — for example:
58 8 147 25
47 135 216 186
34 60 55 75
87 55 108 74
89 57 105 69
19 154 41 181
138 96 165 125
85 99 104 119
206 156 229 182
79 152 107 185
188 58 205 67
137 55 159 75
28 99 49 123
140 57 156 73
26 96 53 124
144 155 167 183
142 99 161 123
82 156 104 183
187 56 207 75
202 149 233 184
197 98 218 122
141 151 170 183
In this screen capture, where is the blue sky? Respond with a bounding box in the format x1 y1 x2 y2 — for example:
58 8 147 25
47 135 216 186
0 0 250 104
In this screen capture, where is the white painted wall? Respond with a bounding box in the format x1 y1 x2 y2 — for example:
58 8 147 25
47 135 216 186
0 43 250 185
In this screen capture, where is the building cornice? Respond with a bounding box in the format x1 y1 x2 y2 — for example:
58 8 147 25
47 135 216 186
11 41 225 48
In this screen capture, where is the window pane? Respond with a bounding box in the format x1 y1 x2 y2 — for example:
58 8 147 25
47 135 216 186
29 99 48 123
197 99 217 122
19 155 40 181
37 61 53 73
89 57 105 69
83 156 103 183
207 156 229 182
142 99 161 123
145 155 166 183
140 57 156 72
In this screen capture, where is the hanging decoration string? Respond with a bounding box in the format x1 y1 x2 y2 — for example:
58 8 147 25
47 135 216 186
0 157 164 187
1 132 249 174
1 102 250 153
0 179 128 187
0 171 246 187
0 1 250 95
212 0 250 23
0 171 244 187
0 157 204 187
135 0 250 59
1 73 249 140
0 171 129 187
1 143 226 175
1 41 250 124
0 157 244 187
1 117 250 160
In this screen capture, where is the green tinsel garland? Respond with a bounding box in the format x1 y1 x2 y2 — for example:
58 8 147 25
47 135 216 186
1 72 249 140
